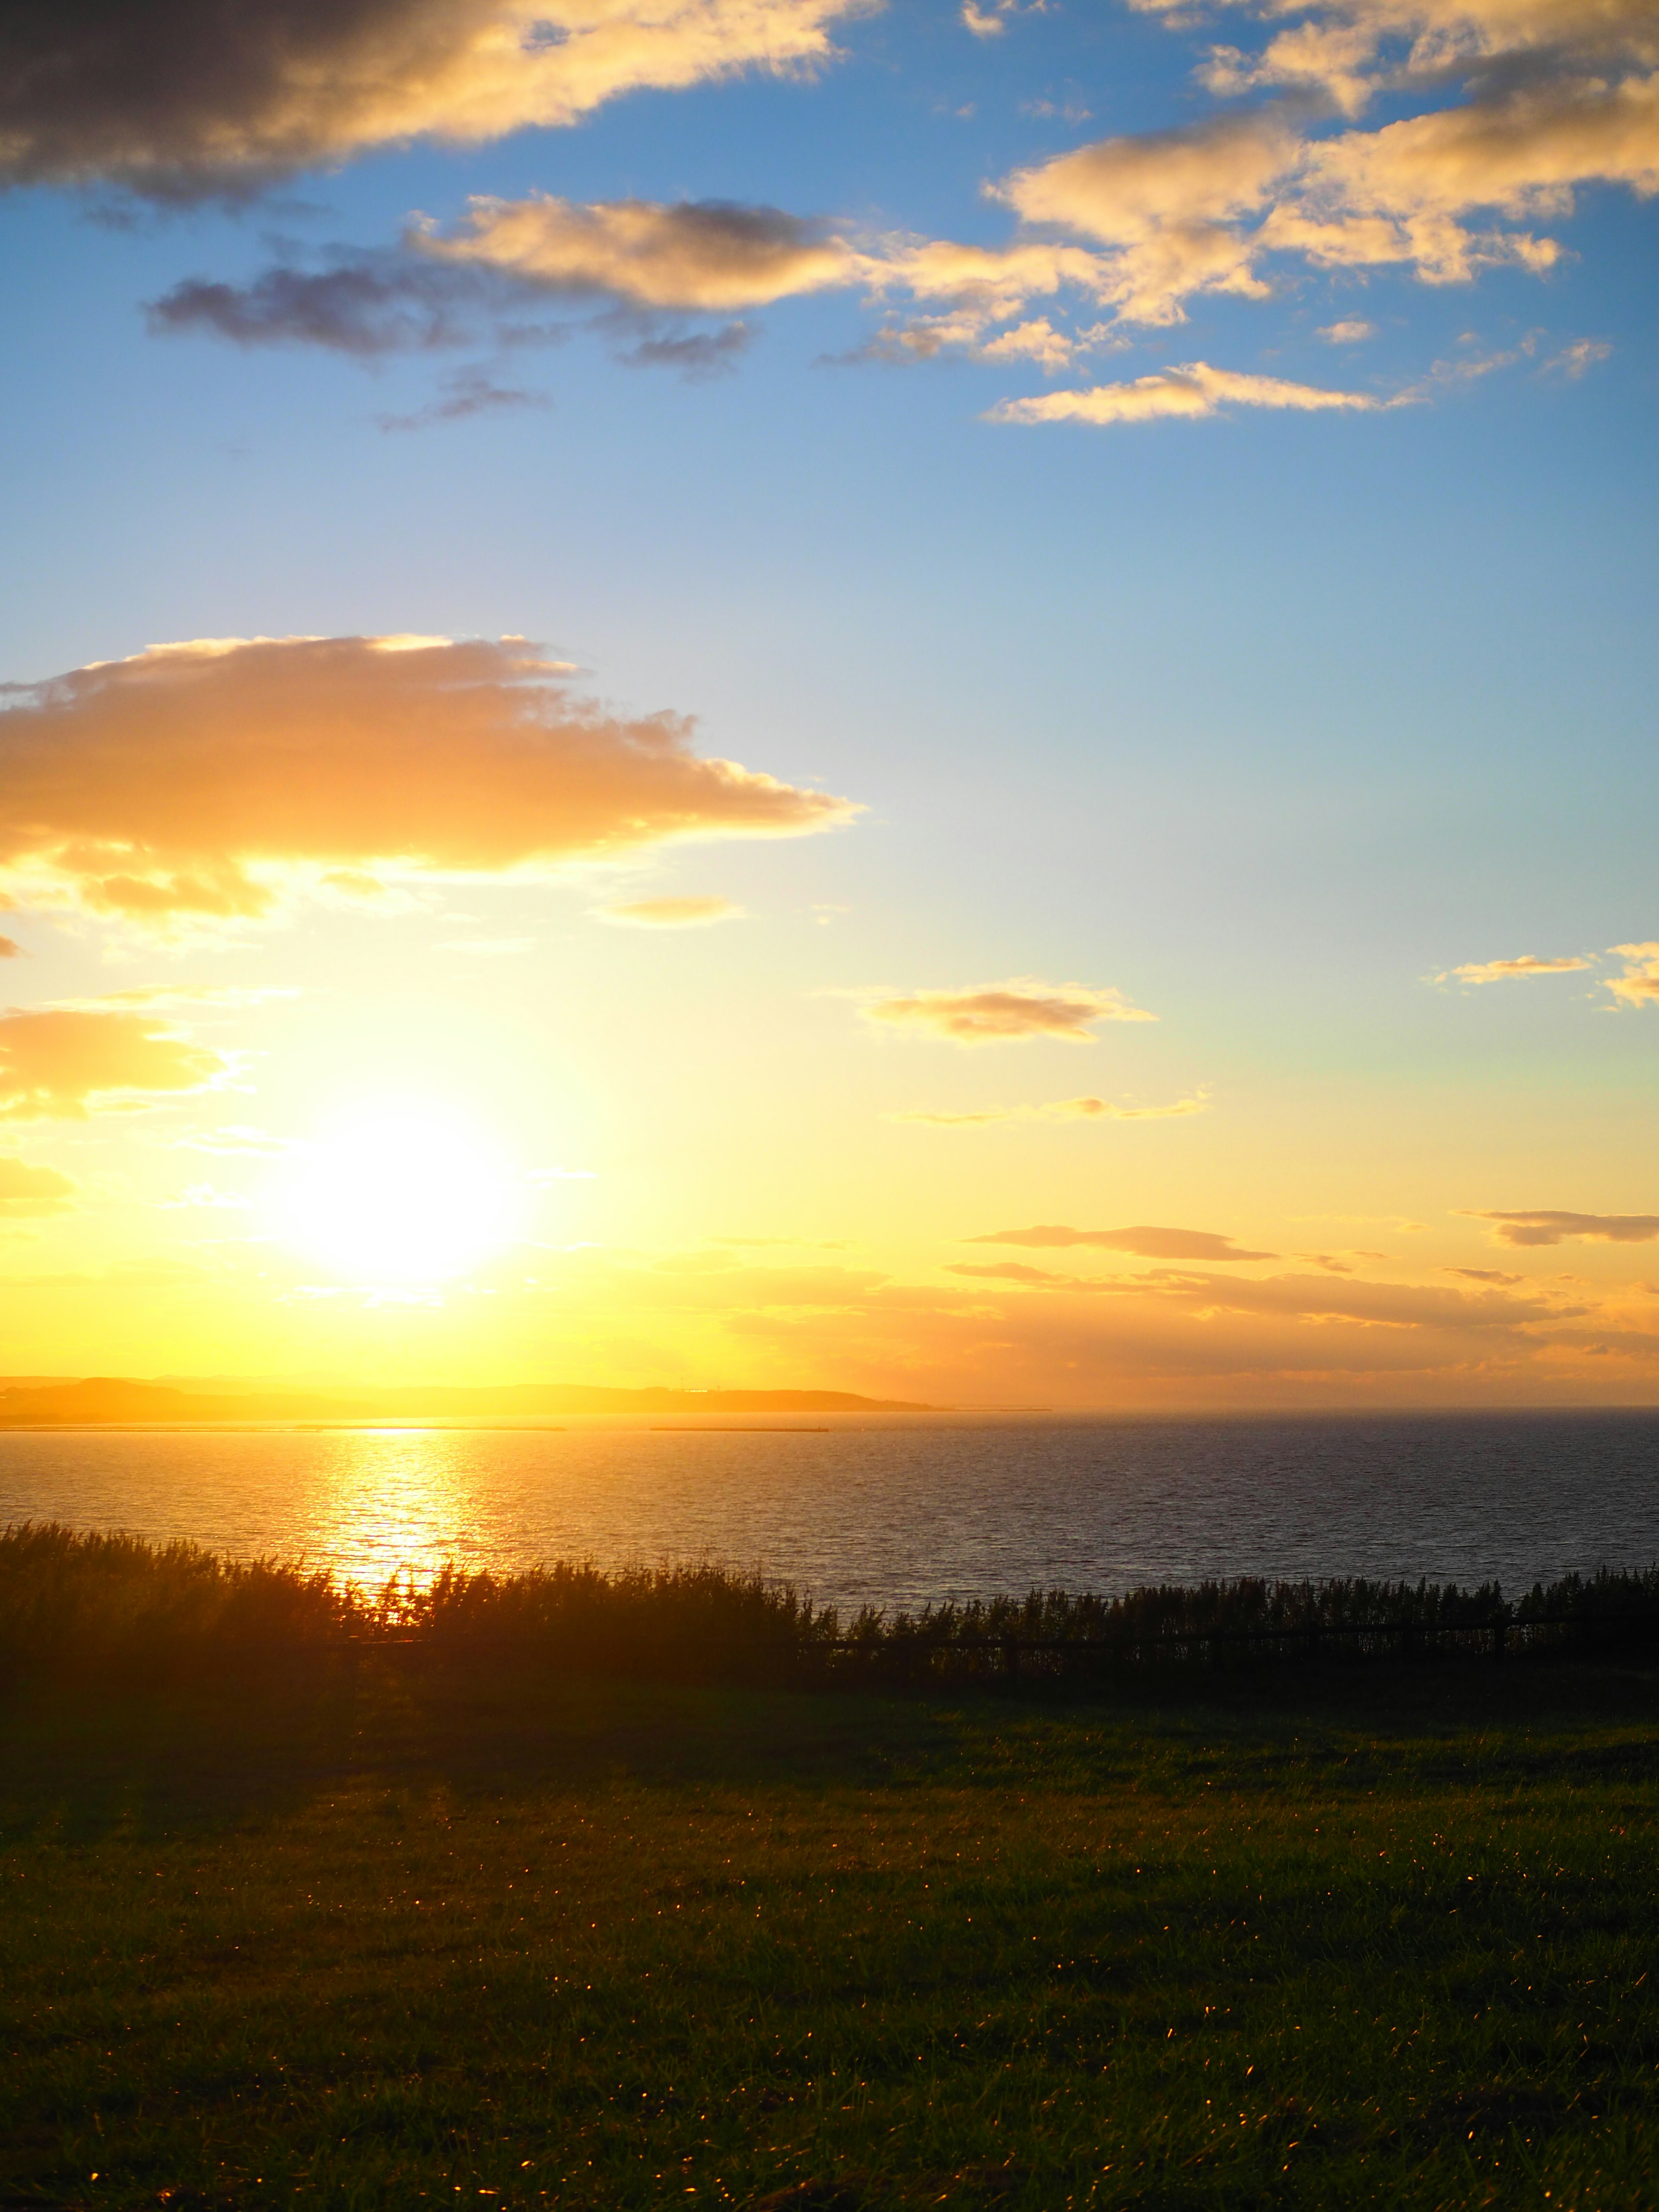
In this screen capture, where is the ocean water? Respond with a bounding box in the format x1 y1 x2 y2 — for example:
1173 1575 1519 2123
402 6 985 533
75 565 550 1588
1 1411 1656 1614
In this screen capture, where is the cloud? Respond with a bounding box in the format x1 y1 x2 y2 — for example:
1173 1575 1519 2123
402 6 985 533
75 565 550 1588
0 635 855 924
378 368 551 432
1604 941 1659 1007
0 1155 78 1217
1443 1265 1525 1285
153 203 1125 375
423 194 861 310
1318 317 1376 340
985 16 1659 331
997 112 1298 324
0 938 22 958
991 362 1381 424
860 979 1154 1043
948 1259 1075 1284
0 1007 232 1119
1548 336 1612 376
971 1223 1277 1261
1466 1209 1659 1246
0 0 872 196
1439 952 1593 983
892 1090 1209 1124
175 1125 294 1156
597 895 745 927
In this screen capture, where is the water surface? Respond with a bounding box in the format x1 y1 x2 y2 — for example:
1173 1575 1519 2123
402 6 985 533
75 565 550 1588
3 1410 1656 1611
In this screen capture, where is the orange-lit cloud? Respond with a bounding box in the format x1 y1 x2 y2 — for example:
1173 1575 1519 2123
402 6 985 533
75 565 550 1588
893 1091 1208 1123
989 7 1659 328
519 1239 1646 1404
424 194 858 309
991 362 1381 424
0 1156 78 1217
598 895 745 927
0 0 872 195
1604 941 1659 1007
1465 1208 1659 1246
1438 952 1592 982
0 635 855 924
997 113 1297 323
0 938 21 958
861 979 1154 1042
972 1223 1277 1260
0 1008 232 1119
153 207 1124 373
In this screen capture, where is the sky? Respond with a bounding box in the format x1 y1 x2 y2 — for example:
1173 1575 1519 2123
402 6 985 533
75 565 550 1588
0 0 1655 1408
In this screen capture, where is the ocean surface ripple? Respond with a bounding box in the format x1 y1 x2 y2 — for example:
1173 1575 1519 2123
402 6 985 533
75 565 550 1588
2 1411 1656 1613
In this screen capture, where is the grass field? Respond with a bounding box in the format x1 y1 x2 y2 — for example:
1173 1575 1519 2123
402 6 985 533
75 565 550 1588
6 1651 1659 2211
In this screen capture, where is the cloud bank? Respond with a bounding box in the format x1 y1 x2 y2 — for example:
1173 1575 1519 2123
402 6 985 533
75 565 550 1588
0 635 855 922
972 1223 1278 1261
0 0 870 195
861 979 1155 1043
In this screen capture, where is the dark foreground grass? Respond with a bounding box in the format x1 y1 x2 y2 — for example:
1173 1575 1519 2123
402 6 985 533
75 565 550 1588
6 1651 1659 2211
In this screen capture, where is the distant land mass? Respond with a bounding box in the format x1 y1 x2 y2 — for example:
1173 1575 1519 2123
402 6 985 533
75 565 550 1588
0 1378 936 1427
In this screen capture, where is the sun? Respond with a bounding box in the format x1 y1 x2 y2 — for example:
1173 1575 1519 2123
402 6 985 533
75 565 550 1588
276 1104 520 1284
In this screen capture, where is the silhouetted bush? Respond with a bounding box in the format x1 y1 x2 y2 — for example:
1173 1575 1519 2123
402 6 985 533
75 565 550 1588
5 1522 1659 1690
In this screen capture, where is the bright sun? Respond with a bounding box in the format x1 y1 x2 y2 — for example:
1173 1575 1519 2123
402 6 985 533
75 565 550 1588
277 1105 519 1284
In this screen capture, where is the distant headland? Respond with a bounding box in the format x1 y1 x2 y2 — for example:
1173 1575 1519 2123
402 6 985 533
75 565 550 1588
0 1377 938 1427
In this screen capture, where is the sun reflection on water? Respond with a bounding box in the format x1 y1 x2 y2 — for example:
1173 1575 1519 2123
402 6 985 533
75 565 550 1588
298 1429 502 1592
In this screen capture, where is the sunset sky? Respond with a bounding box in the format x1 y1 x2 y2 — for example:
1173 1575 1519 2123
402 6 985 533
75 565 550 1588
0 0 1655 1407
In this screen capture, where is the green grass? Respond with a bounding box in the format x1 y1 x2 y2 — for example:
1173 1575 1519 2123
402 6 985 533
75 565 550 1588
6 1655 1659 2210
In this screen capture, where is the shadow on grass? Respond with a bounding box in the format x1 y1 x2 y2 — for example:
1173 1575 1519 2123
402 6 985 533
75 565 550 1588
7 1649 1659 1846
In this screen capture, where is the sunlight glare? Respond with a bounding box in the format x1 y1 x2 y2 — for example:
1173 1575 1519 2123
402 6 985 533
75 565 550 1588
278 1104 520 1284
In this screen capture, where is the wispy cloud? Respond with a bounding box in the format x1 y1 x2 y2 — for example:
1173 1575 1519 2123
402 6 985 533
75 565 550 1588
597 896 746 928
1464 1209 1659 1248
892 1090 1208 1124
990 362 1380 424
1436 952 1593 984
971 1223 1277 1261
378 368 550 433
861 979 1155 1043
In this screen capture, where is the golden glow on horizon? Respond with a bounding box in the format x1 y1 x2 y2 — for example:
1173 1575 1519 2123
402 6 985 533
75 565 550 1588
274 1104 520 1286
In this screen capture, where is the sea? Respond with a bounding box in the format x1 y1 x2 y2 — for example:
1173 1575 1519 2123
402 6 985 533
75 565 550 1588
3 1409 1657 1613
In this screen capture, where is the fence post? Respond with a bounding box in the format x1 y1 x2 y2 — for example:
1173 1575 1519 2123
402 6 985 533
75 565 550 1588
1002 1637 1019 1684
1492 1618 1507 1660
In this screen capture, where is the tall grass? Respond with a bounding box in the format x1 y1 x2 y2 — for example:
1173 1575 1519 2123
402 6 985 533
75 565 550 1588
4 1520 1658 1688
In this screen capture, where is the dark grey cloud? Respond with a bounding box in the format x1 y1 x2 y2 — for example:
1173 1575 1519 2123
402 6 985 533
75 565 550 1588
0 0 864 197
146 253 506 355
